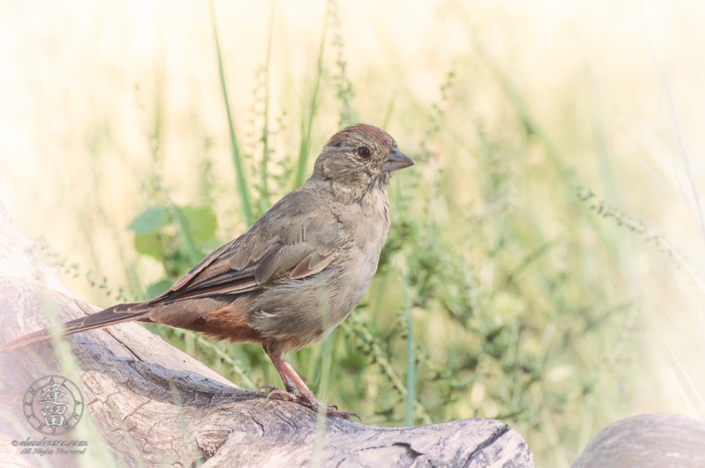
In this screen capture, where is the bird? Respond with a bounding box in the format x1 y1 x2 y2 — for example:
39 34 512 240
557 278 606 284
0 123 413 419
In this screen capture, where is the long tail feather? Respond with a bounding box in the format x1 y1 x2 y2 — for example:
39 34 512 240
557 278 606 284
0 303 148 351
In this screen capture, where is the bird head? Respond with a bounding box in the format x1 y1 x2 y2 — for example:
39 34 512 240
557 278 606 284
312 124 414 197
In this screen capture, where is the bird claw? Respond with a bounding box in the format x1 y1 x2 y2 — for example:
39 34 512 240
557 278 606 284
324 407 362 422
258 385 360 421
258 385 301 400
265 389 300 402
285 392 361 421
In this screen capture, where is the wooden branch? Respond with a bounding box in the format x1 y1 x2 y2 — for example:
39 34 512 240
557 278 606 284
572 413 705 468
0 200 534 467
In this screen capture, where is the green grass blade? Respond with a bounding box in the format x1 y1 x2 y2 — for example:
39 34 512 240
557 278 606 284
313 277 333 468
403 274 415 426
260 0 276 212
168 203 200 265
209 0 253 227
293 1 329 189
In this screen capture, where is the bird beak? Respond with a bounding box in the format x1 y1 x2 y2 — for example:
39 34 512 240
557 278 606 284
381 147 414 172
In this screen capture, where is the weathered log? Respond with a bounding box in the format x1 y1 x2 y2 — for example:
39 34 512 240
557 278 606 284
572 413 705 468
0 199 534 467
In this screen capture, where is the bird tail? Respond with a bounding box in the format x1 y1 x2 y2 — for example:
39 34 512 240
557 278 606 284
0 303 149 352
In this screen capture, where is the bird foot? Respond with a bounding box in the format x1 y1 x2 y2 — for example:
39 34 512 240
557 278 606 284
259 386 360 421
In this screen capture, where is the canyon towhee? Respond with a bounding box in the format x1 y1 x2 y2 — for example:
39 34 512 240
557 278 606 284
0 123 414 418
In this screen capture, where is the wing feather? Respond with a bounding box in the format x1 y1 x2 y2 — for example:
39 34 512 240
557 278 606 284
148 191 345 304
290 249 339 280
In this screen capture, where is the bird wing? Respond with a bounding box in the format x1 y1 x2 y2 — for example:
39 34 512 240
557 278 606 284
149 190 343 303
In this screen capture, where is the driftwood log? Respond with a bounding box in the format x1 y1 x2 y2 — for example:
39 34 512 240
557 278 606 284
572 413 705 468
0 200 534 468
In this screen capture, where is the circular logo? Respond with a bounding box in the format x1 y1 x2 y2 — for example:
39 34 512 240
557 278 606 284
23 375 84 435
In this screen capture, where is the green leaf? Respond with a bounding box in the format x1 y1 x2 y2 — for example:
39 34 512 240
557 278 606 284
134 233 163 261
146 279 172 299
128 206 170 233
180 206 218 244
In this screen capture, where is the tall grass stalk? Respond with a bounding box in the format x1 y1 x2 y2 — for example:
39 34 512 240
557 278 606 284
259 0 276 211
293 0 330 189
169 382 203 466
666 367 700 418
403 275 415 426
313 279 332 468
106 399 147 468
29 237 117 467
659 331 705 415
642 5 705 245
209 0 253 227
342 317 432 424
40 298 118 468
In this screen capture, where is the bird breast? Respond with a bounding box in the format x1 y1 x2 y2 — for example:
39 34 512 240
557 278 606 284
329 186 390 322
250 187 390 353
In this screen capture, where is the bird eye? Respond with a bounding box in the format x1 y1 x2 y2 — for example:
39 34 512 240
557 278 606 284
357 146 371 158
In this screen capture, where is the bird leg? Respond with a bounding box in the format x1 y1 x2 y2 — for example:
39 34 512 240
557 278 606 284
257 368 298 396
260 350 360 421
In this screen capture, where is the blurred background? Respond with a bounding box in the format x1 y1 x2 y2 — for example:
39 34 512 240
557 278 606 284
1 0 705 465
